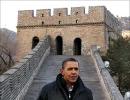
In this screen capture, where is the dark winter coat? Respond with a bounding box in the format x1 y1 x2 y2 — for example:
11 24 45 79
37 74 93 100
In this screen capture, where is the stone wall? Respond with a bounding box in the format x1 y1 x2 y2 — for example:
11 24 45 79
16 6 121 61
0 36 51 100
91 45 123 100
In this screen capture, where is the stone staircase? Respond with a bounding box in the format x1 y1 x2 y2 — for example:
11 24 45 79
23 55 110 100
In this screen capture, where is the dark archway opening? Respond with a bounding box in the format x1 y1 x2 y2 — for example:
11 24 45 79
73 38 81 55
56 36 63 55
32 36 39 49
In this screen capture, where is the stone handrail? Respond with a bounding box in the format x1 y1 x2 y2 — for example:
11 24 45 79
90 45 123 100
0 36 51 100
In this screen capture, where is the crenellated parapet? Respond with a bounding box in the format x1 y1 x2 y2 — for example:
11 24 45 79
17 6 121 34
17 6 106 27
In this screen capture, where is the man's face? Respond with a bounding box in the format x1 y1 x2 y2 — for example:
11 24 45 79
61 61 79 85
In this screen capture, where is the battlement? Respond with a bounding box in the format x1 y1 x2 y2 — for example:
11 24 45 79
17 6 121 33
18 6 106 17
17 6 105 26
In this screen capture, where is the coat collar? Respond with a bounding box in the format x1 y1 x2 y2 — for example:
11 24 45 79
56 74 86 99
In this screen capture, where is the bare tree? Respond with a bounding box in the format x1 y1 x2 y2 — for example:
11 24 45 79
0 28 16 74
0 45 14 74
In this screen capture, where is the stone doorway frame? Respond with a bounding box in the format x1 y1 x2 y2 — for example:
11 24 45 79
32 36 39 49
73 38 81 55
55 36 63 55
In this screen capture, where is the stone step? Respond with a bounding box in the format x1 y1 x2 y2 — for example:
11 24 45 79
23 55 109 100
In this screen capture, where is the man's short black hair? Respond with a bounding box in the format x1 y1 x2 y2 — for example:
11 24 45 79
62 58 79 69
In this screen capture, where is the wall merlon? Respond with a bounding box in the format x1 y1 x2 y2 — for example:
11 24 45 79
71 7 85 16
88 6 106 17
53 8 68 16
18 10 34 18
36 9 51 17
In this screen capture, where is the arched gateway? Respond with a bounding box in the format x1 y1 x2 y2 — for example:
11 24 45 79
56 36 63 55
32 36 39 49
73 38 81 55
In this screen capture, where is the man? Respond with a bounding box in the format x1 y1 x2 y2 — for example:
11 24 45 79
38 58 93 100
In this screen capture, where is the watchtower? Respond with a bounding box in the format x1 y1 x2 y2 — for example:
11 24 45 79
16 6 121 61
